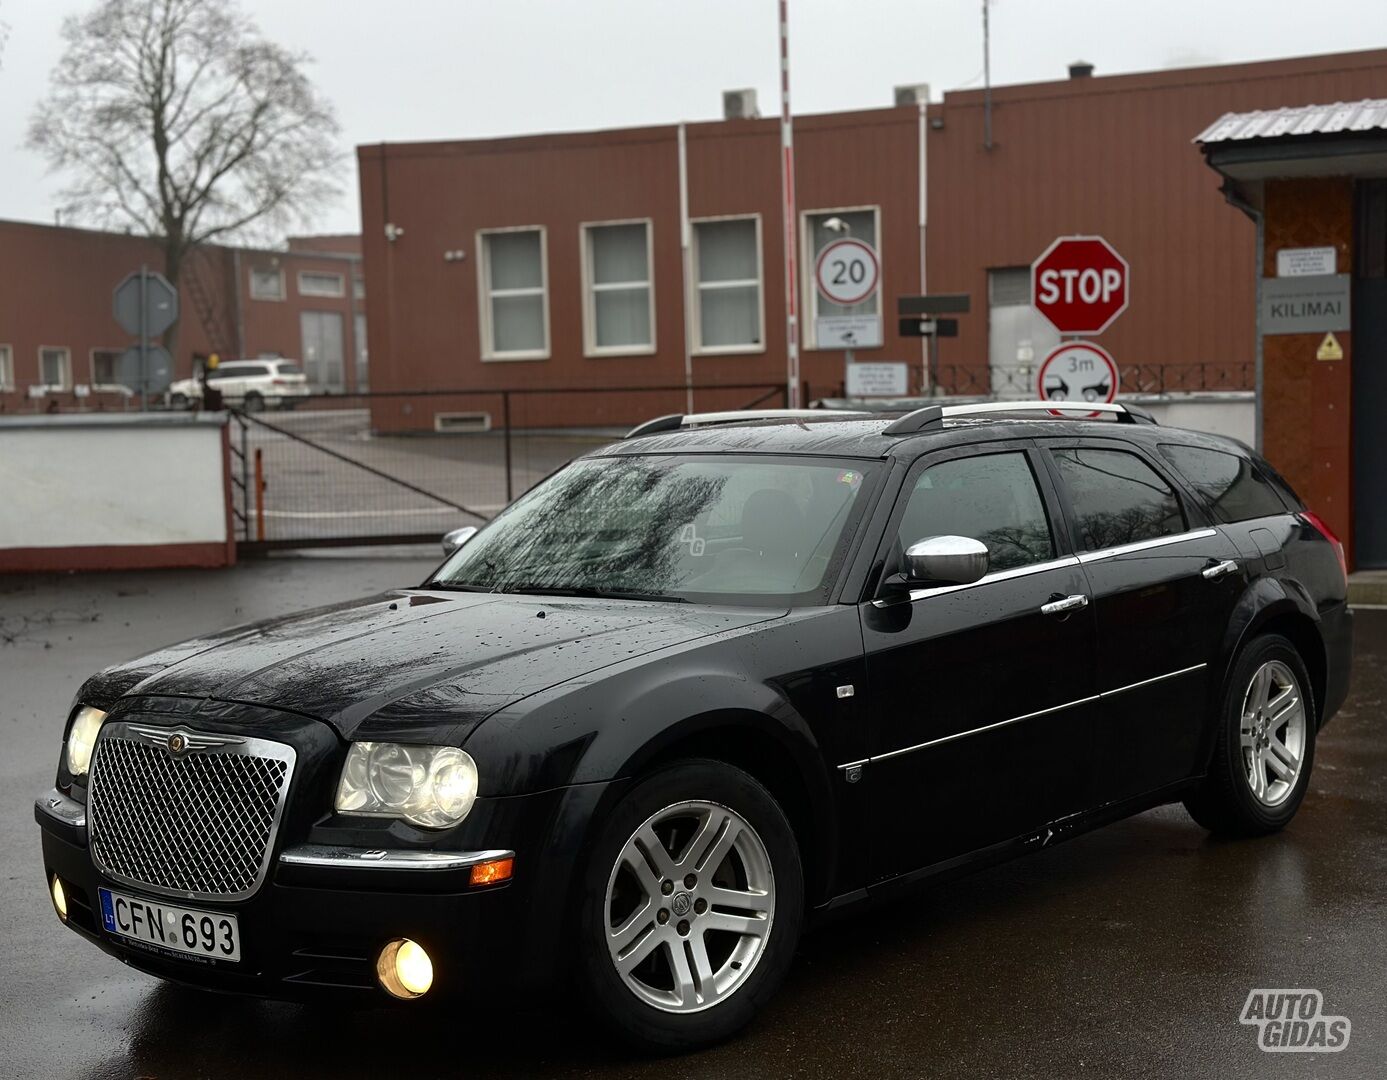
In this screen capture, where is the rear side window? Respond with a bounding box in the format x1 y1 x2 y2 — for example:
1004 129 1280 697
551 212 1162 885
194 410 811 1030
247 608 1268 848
897 452 1054 571
1051 447 1185 552
275 362 303 376
1158 444 1288 523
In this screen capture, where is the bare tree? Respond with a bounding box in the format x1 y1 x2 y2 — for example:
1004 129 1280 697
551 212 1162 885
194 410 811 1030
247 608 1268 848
27 0 340 352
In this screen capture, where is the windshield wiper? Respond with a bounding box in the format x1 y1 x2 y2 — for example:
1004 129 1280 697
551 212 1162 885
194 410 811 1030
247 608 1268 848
500 585 688 604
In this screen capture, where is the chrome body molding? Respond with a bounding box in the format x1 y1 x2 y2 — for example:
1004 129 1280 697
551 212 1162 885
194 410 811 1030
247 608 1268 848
35 788 87 831
278 844 514 871
840 662 1209 771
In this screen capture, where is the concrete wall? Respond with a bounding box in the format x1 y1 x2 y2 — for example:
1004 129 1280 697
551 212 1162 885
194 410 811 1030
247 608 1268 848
0 414 234 572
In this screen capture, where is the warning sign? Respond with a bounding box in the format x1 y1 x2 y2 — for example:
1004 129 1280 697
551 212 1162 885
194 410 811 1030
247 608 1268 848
1316 332 1344 362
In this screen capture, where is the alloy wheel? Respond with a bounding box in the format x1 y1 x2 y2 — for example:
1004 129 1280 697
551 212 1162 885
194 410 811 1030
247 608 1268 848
1240 659 1307 807
604 799 775 1014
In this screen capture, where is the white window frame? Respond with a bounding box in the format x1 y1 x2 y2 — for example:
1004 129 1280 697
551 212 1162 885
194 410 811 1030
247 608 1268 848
691 213 766 356
38 346 71 391
580 218 656 358
800 204 882 350
297 270 345 298
0 345 13 391
476 225 550 362
249 267 285 301
89 347 127 392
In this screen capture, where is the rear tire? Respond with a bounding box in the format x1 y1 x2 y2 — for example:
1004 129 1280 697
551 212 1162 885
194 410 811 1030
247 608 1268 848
1183 634 1316 836
575 759 803 1053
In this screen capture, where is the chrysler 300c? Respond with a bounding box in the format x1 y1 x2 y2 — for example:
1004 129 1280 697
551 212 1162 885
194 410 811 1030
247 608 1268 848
36 401 1352 1051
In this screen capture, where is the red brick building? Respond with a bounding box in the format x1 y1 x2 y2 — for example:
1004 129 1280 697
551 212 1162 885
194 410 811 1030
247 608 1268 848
0 221 366 411
357 48 1387 432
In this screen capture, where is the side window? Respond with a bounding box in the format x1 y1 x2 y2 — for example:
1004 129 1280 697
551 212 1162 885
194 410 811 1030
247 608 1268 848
1158 444 1287 523
897 452 1054 572
1051 447 1185 552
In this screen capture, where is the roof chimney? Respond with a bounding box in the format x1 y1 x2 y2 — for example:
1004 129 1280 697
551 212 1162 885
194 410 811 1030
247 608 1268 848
722 89 760 120
1068 60 1094 79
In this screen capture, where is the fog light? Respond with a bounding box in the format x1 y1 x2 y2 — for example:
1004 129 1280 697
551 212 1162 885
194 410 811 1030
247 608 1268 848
50 875 68 923
376 937 433 1000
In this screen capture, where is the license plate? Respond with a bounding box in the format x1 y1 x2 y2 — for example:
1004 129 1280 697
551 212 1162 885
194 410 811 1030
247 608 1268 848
98 887 241 962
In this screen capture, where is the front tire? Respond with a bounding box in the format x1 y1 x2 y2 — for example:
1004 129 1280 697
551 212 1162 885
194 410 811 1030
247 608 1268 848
576 759 804 1053
1184 634 1316 836
243 391 264 413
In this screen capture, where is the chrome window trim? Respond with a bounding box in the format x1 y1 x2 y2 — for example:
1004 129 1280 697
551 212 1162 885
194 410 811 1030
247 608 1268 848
278 845 514 871
87 721 297 903
840 662 1208 770
1076 528 1218 564
873 554 1082 607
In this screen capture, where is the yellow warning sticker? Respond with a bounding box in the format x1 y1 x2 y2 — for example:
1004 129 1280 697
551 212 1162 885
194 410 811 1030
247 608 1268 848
1317 332 1344 361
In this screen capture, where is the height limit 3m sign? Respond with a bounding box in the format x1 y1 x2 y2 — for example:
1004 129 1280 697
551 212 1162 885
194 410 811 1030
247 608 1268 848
1031 236 1129 336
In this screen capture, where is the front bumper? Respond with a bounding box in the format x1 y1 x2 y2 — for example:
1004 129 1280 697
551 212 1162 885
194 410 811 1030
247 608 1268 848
36 781 605 1003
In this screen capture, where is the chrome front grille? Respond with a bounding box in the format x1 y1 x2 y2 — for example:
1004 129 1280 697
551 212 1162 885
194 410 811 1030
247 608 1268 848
87 722 296 902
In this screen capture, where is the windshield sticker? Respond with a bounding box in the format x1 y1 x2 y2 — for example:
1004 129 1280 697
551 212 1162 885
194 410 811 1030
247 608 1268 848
837 470 862 490
678 523 707 556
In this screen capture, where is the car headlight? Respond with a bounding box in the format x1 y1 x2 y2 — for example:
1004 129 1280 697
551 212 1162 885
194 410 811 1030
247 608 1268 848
65 706 107 778
334 742 478 829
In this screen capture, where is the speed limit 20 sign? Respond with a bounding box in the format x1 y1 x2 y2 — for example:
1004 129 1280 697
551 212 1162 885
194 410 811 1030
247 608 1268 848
815 238 880 306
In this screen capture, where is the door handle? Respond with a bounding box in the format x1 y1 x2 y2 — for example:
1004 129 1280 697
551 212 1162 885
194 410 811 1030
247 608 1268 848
1201 559 1239 581
1041 594 1089 616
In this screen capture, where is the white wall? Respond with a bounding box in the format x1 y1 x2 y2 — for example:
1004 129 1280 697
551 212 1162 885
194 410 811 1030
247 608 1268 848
0 415 229 552
1123 392 1255 445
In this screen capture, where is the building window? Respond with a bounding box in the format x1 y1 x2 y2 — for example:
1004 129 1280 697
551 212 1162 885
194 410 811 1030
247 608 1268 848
39 347 71 390
249 267 285 301
298 271 345 298
803 207 879 349
477 227 549 360
582 220 655 355
353 276 366 300
91 348 124 388
692 216 763 354
0 345 12 390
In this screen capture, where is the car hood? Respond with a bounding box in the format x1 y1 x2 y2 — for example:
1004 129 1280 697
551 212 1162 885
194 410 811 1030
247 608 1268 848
87 589 783 743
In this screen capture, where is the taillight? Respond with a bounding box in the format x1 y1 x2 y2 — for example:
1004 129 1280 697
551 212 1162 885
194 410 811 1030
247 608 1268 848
1300 511 1347 581
272 377 287 386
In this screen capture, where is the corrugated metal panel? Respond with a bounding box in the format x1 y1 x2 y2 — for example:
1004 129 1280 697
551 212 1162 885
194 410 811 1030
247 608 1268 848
1195 99 1387 143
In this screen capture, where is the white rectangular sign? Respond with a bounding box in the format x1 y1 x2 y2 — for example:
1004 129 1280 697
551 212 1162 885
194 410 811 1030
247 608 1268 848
815 315 883 349
845 362 908 397
1276 246 1336 278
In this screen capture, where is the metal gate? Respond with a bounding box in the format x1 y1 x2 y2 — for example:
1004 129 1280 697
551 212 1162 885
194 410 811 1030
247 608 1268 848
230 382 787 550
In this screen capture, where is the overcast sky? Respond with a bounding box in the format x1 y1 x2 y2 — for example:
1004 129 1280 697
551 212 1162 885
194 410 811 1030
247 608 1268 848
1 0 1382 236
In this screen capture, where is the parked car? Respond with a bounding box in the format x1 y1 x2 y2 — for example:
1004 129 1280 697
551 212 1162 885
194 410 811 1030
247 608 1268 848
166 358 310 411
36 401 1351 1052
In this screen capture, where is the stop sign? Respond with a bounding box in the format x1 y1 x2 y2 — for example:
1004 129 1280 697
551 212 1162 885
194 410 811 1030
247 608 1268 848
1030 236 1129 335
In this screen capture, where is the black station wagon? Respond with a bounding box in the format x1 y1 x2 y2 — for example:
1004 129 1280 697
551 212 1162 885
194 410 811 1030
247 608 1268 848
36 400 1352 1051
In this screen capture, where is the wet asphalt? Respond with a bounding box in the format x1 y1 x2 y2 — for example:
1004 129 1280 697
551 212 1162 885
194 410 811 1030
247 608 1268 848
1 558 1384 1079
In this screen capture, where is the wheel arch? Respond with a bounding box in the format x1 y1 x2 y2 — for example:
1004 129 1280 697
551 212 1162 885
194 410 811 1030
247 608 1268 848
1222 587 1327 726
618 710 838 909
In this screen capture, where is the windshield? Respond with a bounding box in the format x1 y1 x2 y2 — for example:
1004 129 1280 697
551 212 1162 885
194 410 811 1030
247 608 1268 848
430 454 877 603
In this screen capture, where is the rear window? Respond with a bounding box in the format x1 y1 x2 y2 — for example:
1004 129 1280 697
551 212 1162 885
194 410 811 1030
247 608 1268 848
1158 444 1288 523
1051 447 1185 552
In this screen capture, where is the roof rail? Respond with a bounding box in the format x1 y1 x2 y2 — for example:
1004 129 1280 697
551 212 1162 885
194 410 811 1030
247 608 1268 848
882 399 1157 436
625 408 872 440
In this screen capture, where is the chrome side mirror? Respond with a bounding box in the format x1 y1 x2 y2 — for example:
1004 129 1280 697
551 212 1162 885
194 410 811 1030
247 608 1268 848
903 535 989 586
441 526 478 556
